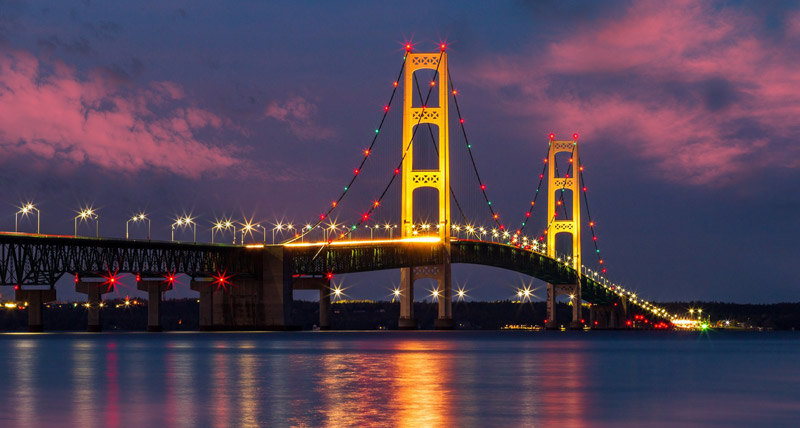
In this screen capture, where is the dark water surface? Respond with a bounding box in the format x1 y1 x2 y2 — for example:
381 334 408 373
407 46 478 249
0 331 797 428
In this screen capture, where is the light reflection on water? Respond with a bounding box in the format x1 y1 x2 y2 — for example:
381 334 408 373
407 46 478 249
0 331 797 428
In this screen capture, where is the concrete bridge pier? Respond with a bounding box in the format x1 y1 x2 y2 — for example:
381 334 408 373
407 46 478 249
190 278 219 331
204 247 292 330
137 278 173 332
398 267 417 330
569 283 583 330
433 262 454 330
293 277 331 330
15 288 56 332
546 282 583 330
76 280 115 332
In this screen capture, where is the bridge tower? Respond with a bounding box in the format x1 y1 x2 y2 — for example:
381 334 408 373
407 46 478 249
398 51 452 329
545 135 583 329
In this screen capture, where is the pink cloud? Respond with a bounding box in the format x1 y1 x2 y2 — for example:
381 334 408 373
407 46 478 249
465 1 800 185
263 96 335 141
0 50 241 178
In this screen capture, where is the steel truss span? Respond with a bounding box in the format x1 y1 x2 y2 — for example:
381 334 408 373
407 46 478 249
288 240 618 305
0 234 255 287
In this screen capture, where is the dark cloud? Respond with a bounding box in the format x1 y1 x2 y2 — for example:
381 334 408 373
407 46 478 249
37 35 93 55
701 77 739 112
83 20 119 41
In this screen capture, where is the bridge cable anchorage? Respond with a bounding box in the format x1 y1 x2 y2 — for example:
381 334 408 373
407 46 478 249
284 53 409 244
448 68 504 230
308 49 446 263
412 73 468 225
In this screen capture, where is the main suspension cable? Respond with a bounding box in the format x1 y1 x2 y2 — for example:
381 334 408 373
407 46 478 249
284 54 407 244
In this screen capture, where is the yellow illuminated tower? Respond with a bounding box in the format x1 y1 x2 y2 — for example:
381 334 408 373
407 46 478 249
398 51 452 329
545 134 582 329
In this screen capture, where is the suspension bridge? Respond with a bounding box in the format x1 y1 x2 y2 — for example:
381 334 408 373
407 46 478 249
1 47 675 331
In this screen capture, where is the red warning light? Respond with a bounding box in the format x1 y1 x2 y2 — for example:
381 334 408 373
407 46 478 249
573 133 579 140
549 133 555 140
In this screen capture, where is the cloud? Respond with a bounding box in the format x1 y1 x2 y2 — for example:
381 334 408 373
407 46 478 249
263 96 335 141
0 50 242 178
465 0 800 185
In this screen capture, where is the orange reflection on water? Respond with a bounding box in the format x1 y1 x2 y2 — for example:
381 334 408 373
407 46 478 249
390 339 456 428
538 341 589 428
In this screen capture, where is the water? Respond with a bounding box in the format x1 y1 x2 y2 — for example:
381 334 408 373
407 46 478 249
0 331 797 428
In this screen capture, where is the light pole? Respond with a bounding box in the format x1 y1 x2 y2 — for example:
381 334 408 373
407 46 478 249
272 222 284 244
302 224 313 242
15 203 40 234
74 208 99 237
212 220 236 244
385 223 396 239
325 221 340 241
172 216 196 242
240 221 260 244
126 213 150 240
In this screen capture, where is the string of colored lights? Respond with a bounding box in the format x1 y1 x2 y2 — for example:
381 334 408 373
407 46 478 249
411 73 468 225
310 48 446 259
283 53 408 244
447 68 504 230
578 167 606 274
515 151 549 236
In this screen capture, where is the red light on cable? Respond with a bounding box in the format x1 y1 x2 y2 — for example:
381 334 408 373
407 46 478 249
326 272 334 280
383 106 389 112
480 184 486 190
525 212 531 217
405 44 412 52
440 43 446 51
460 118 464 124
320 214 326 221
549 133 555 140
573 133 579 140
394 168 400 175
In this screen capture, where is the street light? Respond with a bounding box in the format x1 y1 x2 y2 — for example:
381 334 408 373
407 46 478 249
171 216 196 242
15 203 40 234
384 223 397 239
302 224 313 242
126 213 150 240
74 208 99 237
212 219 236 244
324 221 341 241
272 222 284 244
240 221 265 244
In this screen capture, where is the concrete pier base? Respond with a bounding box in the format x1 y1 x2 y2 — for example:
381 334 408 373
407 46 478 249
434 318 455 330
15 289 56 332
293 277 331 330
76 280 115 332
190 278 219 331
398 317 417 330
137 279 173 332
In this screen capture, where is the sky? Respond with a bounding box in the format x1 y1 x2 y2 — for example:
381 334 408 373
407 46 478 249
0 0 798 304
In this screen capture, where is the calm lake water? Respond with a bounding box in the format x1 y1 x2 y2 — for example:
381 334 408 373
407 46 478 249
0 331 797 428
